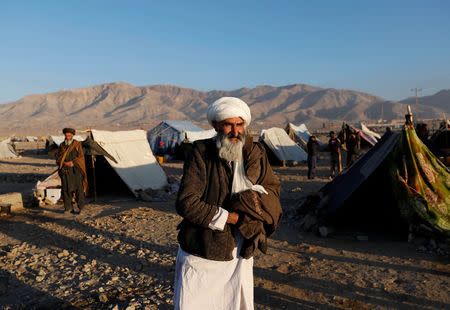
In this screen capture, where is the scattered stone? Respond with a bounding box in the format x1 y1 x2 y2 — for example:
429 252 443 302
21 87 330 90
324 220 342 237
99 293 108 303
57 250 70 258
410 235 427 246
318 226 333 237
0 192 23 212
289 187 302 192
36 275 45 282
300 214 317 231
417 245 427 252
428 238 437 249
356 235 369 241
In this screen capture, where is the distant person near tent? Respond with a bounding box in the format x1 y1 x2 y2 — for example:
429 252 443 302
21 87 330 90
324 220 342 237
328 131 343 178
55 128 88 214
156 141 165 156
306 136 320 179
156 141 165 164
346 131 360 167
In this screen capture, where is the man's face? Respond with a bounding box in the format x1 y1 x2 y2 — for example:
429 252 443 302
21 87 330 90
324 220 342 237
330 133 336 139
214 117 245 143
64 132 74 140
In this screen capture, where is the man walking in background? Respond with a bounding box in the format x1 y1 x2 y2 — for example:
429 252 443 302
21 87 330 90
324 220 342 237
328 131 342 178
306 135 320 179
346 130 360 167
56 128 87 214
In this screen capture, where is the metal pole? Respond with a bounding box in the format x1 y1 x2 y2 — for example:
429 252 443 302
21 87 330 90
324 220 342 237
415 88 418 120
411 88 422 121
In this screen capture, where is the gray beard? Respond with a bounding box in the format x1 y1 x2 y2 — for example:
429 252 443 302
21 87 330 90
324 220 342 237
216 132 244 162
65 139 73 145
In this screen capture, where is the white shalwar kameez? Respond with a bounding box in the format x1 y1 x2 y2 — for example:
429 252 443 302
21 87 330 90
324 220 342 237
174 160 267 310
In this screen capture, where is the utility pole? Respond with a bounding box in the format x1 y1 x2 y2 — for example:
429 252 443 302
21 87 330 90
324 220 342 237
411 88 422 121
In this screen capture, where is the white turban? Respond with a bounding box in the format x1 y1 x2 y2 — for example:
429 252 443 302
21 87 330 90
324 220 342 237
207 97 251 127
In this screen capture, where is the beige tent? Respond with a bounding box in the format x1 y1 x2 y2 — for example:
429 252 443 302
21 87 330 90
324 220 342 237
0 141 18 159
260 127 308 164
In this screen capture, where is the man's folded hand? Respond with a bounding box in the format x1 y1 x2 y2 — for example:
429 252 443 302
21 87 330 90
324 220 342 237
226 212 239 225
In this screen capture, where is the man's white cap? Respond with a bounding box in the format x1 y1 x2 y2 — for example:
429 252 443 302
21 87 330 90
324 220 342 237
206 97 251 127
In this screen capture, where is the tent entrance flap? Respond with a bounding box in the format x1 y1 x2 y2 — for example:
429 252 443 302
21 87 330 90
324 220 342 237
328 159 409 236
91 129 168 197
85 155 133 197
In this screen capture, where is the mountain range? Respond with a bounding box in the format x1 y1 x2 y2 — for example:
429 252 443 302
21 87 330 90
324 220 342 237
0 82 448 136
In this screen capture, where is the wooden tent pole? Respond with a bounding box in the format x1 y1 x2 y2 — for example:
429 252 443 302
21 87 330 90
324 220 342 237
92 155 97 202
88 129 97 202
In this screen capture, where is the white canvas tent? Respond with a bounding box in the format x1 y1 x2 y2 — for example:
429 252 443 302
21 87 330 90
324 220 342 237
0 141 18 159
35 171 61 204
91 129 168 196
183 129 217 142
148 121 215 154
47 135 84 147
260 127 308 163
36 171 61 190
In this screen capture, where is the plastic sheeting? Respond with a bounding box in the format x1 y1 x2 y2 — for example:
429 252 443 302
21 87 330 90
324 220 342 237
360 123 381 140
289 123 312 142
0 141 18 159
91 129 168 195
394 126 450 234
36 171 61 190
286 123 324 150
260 127 308 162
148 121 210 154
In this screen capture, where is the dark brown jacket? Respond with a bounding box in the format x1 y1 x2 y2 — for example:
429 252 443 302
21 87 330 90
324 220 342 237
176 135 282 261
56 140 88 194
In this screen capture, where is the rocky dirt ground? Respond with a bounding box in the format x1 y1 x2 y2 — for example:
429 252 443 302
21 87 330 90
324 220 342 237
0 142 449 309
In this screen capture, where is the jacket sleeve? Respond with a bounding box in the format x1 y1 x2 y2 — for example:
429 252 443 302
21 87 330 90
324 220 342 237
176 143 220 228
235 147 282 237
73 142 86 171
55 143 68 168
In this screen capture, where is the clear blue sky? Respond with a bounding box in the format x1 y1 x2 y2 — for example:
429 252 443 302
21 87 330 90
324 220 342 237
1 0 449 104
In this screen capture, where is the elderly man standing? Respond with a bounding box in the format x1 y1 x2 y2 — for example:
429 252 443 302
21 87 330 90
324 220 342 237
174 97 282 309
55 128 87 214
